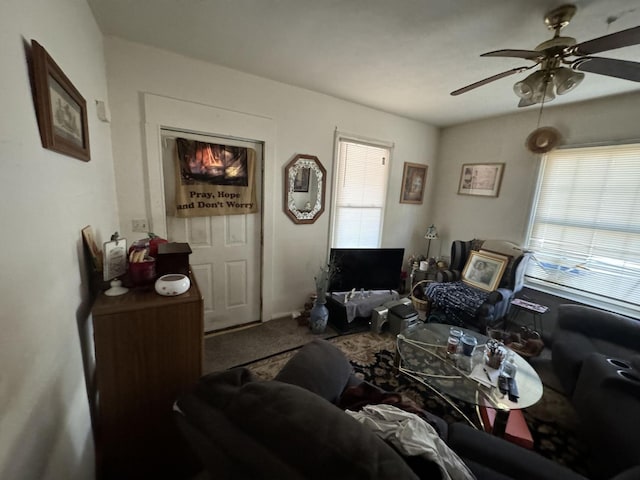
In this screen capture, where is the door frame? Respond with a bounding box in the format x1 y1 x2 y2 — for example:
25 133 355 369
142 93 275 323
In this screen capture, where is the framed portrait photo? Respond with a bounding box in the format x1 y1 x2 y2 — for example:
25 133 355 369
400 162 428 204
461 250 508 292
457 163 504 197
31 40 90 162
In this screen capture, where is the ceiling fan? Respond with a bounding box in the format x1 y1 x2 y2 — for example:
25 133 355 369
451 4 640 107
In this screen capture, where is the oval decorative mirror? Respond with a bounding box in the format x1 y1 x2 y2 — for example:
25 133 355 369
284 154 326 224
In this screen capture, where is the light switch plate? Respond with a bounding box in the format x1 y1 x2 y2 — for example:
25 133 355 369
132 219 148 233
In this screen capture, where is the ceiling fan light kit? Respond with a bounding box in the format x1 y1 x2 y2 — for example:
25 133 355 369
451 3 640 107
513 71 556 104
513 67 584 106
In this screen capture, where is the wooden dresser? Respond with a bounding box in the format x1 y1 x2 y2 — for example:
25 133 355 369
91 274 203 479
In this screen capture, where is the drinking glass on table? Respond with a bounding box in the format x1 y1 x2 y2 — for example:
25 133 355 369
447 328 463 354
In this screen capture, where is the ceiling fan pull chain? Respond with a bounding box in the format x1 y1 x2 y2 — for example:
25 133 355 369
536 79 548 129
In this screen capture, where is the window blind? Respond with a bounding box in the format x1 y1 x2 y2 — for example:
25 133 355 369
332 139 390 248
525 143 640 310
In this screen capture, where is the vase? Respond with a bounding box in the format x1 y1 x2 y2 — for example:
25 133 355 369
309 300 329 334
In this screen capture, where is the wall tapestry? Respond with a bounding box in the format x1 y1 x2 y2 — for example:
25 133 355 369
174 138 259 217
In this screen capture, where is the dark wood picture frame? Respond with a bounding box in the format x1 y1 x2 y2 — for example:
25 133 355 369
31 40 90 161
400 162 427 204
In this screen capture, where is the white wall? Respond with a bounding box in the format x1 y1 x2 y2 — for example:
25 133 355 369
0 0 118 478
104 37 439 318
432 92 640 256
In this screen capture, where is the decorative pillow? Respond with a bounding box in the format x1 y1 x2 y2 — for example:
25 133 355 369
274 339 354 403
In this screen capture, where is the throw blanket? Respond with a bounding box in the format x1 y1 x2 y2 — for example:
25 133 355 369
338 381 445 438
426 281 489 326
330 290 399 323
347 404 476 480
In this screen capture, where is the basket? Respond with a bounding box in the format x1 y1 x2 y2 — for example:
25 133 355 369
411 280 433 314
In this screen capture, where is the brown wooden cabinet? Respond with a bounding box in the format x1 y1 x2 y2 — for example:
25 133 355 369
92 274 203 479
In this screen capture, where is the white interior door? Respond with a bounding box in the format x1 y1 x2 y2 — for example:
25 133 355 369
161 130 262 332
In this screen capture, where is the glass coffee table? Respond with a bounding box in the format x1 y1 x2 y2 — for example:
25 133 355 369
395 322 543 436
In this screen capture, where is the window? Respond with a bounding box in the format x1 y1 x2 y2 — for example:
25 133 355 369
525 143 640 314
330 135 392 248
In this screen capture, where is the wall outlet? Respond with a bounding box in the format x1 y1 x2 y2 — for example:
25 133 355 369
132 219 148 233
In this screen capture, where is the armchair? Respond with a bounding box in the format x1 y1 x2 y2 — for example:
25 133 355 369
425 239 530 332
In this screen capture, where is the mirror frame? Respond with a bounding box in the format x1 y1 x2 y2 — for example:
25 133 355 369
284 154 326 224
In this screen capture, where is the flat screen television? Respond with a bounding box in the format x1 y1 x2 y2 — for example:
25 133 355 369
328 248 404 292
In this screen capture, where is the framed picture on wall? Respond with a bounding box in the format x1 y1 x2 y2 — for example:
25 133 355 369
31 39 91 162
400 162 428 204
457 163 504 197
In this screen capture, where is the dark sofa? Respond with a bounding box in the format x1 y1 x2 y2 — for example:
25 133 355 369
171 338 640 480
552 304 640 479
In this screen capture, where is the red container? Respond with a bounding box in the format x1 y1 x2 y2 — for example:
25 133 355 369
128 257 156 286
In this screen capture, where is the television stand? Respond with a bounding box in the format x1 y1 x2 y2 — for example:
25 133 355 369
326 290 399 333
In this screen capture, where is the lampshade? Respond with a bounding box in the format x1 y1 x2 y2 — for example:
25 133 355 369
513 71 545 100
532 77 555 103
424 224 438 240
554 67 585 95
518 97 537 108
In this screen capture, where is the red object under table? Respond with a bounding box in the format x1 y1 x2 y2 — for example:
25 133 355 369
479 406 534 450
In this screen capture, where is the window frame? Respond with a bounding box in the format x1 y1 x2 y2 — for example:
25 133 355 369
329 132 393 249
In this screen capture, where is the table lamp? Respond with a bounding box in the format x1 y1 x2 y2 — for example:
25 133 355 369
424 224 438 259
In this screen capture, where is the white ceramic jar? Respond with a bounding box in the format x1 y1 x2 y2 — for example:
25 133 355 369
155 274 191 296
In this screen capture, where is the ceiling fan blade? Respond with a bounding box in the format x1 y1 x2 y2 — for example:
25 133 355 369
481 49 543 61
572 26 640 56
450 66 533 96
572 57 640 82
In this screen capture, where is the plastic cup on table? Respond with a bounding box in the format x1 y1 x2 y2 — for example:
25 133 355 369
461 334 477 356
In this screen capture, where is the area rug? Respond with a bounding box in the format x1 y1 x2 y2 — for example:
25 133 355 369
245 331 591 478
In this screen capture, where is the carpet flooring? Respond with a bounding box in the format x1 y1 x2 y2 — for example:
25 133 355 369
203 316 338 372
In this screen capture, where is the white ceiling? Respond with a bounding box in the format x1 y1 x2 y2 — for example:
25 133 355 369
87 0 640 127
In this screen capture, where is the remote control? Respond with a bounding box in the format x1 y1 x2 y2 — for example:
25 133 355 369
508 378 519 402
498 374 509 395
